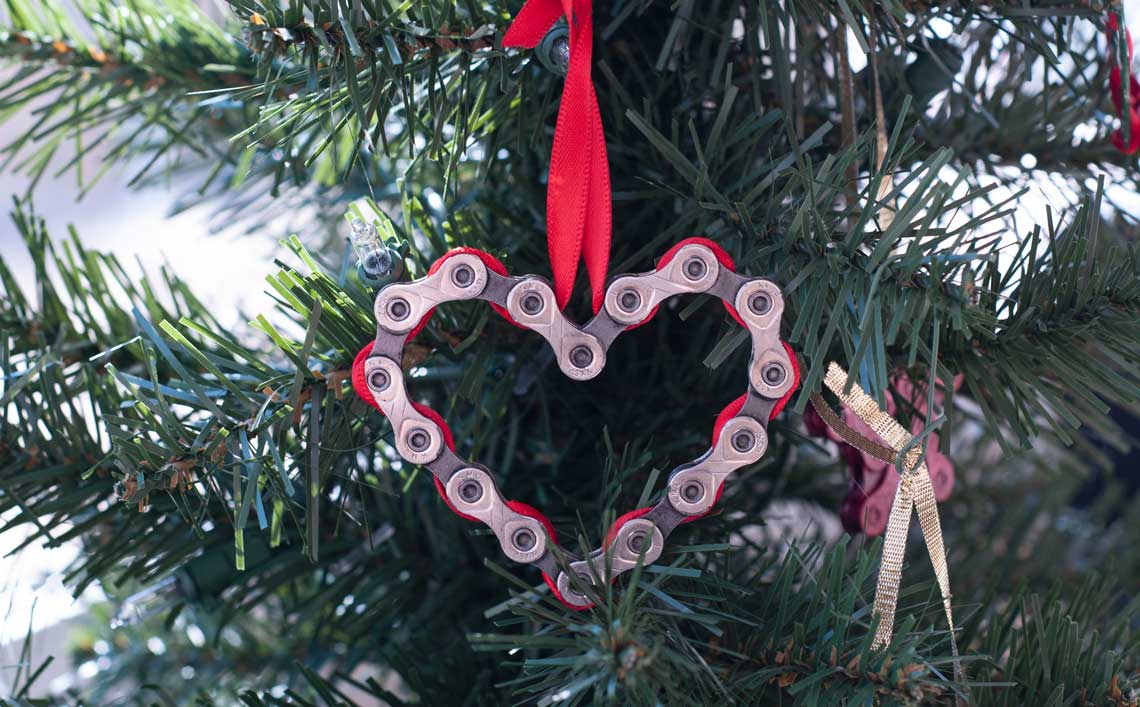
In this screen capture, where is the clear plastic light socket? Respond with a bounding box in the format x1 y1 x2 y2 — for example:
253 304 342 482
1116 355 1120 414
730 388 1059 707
349 219 393 278
110 575 179 628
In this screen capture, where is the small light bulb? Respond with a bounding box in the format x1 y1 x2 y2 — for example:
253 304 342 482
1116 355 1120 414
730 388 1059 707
349 219 393 278
110 575 178 629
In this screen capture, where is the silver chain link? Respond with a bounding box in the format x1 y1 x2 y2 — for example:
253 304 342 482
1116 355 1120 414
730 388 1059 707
362 243 791 608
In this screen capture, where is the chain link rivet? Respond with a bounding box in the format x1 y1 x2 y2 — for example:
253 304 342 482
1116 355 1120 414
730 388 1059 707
387 298 410 321
451 264 475 288
683 256 707 280
732 430 755 453
512 528 537 551
407 428 431 452
762 362 786 386
618 289 641 312
521 292 544 315
368 369 390 392
458 479 483 503
570 345 594 369
749 292 772 315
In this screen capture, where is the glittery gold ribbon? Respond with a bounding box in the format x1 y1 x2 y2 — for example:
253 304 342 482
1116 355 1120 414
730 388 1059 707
816 362 965 696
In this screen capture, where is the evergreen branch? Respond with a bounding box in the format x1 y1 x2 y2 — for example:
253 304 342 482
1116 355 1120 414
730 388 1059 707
916 21 1136 195
239 8 499 62
0 0 523 202
0 0 253 194
3 190 1138 703
2 1 1128 218
0 199 511 702
472 541 956 705
1 2 1139 703
622 61 1140 450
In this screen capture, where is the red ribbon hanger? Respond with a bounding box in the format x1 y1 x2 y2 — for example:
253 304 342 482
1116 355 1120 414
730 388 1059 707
1108 13 1140 155
504 0 612 312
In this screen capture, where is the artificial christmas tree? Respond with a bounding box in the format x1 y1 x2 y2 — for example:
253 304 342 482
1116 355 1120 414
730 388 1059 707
1 1 1139 705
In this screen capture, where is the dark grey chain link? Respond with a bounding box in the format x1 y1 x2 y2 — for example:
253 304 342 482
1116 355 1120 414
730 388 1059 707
361 243 791 608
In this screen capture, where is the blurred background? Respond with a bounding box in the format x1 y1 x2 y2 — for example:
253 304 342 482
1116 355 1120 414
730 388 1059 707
0 3 272 691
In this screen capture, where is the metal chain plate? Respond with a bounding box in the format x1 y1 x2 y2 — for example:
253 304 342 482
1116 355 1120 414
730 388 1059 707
356 240 796 609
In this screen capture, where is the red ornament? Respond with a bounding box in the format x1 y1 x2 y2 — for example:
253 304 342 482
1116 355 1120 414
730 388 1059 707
806 374 959 536
353 241 800 610
1107 13 1140 155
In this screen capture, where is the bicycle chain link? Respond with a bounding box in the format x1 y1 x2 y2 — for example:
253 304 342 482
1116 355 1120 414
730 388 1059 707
355 239 796 609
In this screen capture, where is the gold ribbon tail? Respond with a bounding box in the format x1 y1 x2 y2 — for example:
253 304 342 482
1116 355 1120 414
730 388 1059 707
819 362 965 701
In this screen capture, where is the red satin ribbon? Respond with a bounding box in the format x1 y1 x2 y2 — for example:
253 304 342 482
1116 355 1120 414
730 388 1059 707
1108 13 1140 155
504 0 612 312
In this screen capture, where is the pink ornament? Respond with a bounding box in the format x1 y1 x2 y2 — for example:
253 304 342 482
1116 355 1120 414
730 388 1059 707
807 373 957 536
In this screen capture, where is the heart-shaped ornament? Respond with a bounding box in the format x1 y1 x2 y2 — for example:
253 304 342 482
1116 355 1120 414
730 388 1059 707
352 238 798 609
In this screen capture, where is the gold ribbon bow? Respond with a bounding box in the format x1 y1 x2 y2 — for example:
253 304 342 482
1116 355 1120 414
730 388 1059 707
812 362 965 698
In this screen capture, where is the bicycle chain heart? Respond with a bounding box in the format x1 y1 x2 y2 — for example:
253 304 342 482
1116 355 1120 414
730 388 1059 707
351 238 799 609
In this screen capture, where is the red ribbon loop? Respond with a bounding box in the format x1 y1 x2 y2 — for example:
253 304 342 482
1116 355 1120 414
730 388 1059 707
1107 13 1140 155
504 0 612 312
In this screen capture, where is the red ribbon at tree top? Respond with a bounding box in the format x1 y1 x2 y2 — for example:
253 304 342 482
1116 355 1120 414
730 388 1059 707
1108 13 1140 155
504 0 612 312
